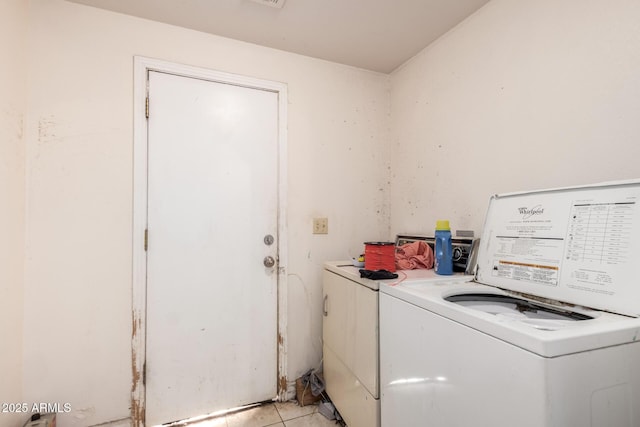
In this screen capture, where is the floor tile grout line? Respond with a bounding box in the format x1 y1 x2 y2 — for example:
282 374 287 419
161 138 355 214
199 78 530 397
279 413 313 423
273 403 284 422
190 401 326 427
274 402 318 422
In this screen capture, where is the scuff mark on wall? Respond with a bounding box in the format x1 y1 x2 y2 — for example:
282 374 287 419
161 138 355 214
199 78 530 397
37 115 59 145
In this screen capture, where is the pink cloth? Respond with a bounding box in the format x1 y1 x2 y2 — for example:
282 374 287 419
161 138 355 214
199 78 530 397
395 241 434 270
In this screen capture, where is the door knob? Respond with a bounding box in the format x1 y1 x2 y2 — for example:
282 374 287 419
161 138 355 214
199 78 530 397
263 256 276 268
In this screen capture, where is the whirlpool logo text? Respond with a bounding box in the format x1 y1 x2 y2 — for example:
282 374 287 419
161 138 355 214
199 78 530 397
518 205 544 219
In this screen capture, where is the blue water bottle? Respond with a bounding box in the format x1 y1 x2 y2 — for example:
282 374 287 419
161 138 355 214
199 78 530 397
435 220 453 275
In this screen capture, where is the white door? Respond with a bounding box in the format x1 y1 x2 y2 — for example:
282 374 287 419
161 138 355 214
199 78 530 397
145 70 279 425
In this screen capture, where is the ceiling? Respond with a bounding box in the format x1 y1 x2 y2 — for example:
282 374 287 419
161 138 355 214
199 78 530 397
66 0 490 73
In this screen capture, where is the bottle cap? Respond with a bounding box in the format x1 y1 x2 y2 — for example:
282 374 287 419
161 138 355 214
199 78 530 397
436 220 450 230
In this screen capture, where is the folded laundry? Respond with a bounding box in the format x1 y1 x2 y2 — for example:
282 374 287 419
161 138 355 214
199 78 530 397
395 240 434 270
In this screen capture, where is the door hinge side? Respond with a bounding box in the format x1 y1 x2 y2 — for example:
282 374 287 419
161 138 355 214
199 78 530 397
144 229 148 251
145 96 150 119
143 362 146 386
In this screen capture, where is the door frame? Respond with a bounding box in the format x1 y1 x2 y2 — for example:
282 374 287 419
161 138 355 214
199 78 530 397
131 56 288 427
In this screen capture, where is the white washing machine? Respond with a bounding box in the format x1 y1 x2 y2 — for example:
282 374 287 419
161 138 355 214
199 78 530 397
380 180 640 427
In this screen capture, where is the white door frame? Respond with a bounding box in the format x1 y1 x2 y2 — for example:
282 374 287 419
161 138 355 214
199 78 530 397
131 56 288 427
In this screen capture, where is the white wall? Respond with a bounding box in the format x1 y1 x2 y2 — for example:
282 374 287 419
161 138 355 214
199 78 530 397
22 0 640 425
23 0 390 425
390 0 640 237
0 1 27 426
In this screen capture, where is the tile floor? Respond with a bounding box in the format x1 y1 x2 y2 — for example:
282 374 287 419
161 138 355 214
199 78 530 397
183 401 340 427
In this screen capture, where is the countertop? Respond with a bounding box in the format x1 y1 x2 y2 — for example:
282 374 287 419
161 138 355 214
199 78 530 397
324 261 467 291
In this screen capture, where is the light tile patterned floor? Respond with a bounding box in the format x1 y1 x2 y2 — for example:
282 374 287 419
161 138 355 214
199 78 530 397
185 401 339 427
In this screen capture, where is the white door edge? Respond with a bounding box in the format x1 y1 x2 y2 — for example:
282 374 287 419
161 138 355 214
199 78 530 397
131 56 288 427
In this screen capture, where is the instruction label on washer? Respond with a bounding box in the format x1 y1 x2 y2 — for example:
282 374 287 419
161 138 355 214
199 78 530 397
477 182 640 316
562 199 634 295
491 237 563 286
487 197 567 287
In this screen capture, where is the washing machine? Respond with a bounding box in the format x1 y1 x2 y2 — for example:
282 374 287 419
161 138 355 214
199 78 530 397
380 180 640 427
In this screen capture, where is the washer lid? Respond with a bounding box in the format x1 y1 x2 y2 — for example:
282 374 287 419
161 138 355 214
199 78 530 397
445 292 593 331
475 179 640 317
